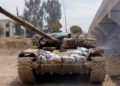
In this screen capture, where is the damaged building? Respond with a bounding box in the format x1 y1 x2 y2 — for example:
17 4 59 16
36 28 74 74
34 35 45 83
0 19 16 37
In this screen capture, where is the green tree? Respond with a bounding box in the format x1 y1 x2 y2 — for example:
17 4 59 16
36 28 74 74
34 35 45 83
15 7 23 36
43 0 62 31
19 0 62 36
22 0 44 37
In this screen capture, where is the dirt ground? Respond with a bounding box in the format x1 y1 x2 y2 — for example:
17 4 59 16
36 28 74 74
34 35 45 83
0 49 120 86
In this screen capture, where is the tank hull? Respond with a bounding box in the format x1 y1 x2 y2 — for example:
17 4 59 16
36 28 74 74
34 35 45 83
18 49 106 84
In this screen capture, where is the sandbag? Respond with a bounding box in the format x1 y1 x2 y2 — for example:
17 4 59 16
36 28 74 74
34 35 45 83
78 47 88 52
37 55 47 64
47 55 62 64
72 47 89 57
62 56 76 63
89 48 104 55
36 48 89 64
71 54 87 63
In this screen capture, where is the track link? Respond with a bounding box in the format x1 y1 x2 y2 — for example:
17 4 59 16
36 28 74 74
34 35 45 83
18 57 36 84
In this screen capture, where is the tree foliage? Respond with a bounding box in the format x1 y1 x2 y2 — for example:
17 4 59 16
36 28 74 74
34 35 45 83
22 0 44 37
18 0 62 37
43 0 62 31
24 0 44 28
15 7 23 36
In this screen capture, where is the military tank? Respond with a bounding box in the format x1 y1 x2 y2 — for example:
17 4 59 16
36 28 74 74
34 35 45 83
0 6 106 84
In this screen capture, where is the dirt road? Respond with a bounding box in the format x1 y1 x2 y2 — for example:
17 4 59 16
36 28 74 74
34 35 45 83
0 49 120 86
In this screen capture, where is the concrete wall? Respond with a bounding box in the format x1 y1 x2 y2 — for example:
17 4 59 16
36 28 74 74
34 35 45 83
89 0 120 76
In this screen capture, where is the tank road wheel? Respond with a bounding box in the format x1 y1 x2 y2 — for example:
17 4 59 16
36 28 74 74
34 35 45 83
90 57 106 83
18 57 36 84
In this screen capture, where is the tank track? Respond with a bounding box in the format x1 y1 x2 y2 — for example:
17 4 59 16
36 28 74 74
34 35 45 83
18 57 36 84
90 57 106 83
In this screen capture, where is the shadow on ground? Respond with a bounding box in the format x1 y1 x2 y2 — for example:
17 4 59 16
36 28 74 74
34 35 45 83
10 74 101 86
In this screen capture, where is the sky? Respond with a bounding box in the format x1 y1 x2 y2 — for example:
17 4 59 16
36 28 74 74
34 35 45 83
0 0 103 32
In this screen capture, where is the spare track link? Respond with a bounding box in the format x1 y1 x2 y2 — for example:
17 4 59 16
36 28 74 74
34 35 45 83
90 57 106 83
18 57 36 84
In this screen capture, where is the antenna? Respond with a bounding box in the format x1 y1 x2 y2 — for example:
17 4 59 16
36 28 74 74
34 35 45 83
63 0 67 33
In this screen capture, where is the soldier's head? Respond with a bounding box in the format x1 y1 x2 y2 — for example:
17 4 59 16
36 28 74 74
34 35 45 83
70 25 82 34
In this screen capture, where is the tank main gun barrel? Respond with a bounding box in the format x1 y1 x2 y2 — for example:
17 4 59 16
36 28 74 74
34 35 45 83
0 6 56 41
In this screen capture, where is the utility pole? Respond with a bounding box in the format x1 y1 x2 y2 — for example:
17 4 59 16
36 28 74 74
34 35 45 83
63 0 67 33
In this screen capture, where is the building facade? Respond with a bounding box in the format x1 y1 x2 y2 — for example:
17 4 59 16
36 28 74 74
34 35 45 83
0 19 16 37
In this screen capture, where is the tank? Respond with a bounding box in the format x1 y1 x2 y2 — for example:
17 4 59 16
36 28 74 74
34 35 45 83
0 6 106 84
